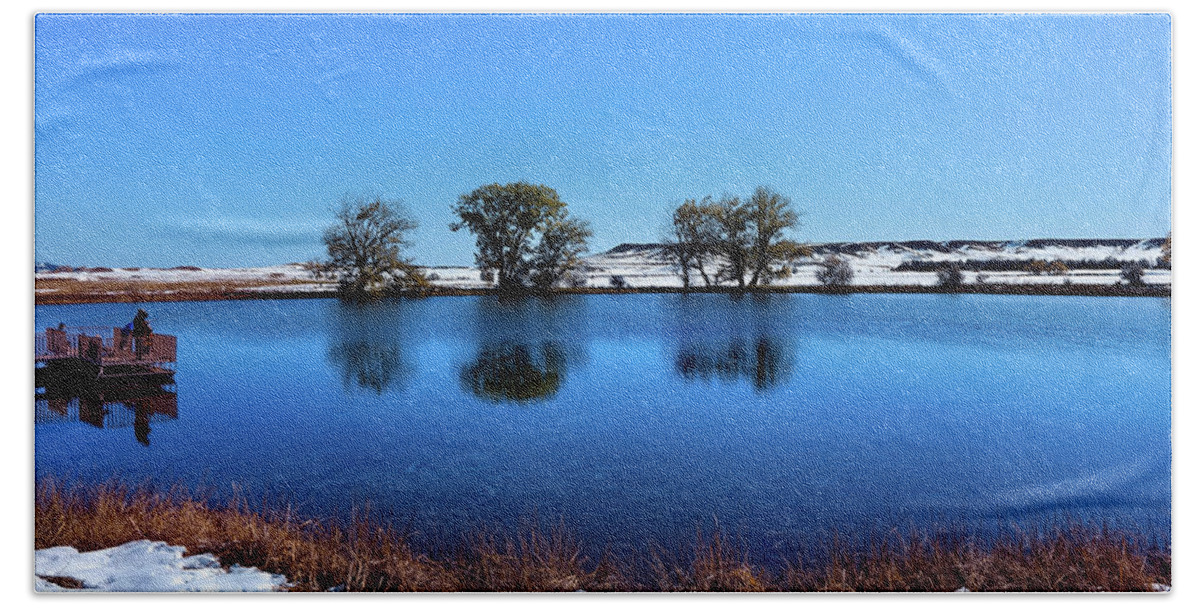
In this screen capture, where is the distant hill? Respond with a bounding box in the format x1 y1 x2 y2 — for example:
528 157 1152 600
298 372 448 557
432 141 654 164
605 238 1166 258
596 239 1169 274
35 262 68 273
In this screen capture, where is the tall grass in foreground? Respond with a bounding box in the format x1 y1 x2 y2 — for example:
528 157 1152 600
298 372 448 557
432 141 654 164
35 479 1169 592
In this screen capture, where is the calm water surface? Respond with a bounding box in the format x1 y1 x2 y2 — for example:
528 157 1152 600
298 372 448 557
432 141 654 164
35 294 1171 561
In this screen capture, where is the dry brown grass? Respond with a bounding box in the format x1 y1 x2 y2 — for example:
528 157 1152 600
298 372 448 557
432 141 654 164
35 277 329 304
784 525 1170 592
35 479 454 591
35 479 1169 592
453 519 627 591
648 519 769 591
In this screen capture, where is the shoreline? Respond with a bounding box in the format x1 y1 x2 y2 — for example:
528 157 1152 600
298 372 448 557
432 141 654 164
34 282 1172 306
36 479 1172 592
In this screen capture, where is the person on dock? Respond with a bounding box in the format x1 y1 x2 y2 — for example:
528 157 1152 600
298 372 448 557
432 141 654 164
132 309 152 360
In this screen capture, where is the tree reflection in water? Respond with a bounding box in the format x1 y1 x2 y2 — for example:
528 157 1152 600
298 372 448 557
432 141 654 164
326 300 413 394
328 341 406 394
460 341 567 403
459 295 585 404
670 293 798 392
675 336 792 391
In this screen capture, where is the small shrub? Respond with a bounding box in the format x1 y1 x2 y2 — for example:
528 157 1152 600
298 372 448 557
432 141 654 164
427 272 441 282
480 269 495 284
563 272 588 288
1120 264 1145 287
975 273 989 284
609 275 627 289
1048 261 1069 276
816 256 853 287
936 263 964 288
1028 260 1048 275
302 260 328 280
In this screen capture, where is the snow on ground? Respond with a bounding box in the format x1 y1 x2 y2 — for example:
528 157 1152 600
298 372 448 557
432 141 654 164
578 240 1170 288
35 540 288 592
35 263 317 283
34 239 1171 295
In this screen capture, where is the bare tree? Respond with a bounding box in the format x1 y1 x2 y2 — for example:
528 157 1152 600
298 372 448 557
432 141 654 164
529 215 594 290
317 195 426 300
1121 263 1145 286
711 195 752 289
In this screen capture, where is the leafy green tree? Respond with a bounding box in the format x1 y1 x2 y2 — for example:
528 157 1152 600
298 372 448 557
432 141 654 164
711 195 752 288
666 197 720 290
669 186 805 289
450 182 591 293
745 186 806 286
318 196 426 300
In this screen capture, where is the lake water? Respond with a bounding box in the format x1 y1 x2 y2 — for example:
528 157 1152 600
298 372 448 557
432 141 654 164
35 294 1171 563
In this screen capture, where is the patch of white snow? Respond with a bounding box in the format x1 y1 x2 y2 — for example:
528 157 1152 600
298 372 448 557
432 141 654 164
35 540 288 592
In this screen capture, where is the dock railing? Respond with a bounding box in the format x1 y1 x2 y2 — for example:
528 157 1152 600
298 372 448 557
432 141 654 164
36 326 176 366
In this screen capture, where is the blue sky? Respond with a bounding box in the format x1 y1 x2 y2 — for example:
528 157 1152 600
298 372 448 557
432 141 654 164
34 13 1171 268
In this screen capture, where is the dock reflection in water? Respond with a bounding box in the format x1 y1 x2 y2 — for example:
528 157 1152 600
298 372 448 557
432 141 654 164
36 381 178 447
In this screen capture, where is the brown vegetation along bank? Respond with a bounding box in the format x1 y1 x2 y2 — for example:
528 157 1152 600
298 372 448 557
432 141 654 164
34 277 331 305
34 279 1171 306
35 479 1170 592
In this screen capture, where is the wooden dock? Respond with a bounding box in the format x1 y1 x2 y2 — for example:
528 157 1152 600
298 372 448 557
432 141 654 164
36 326 176 383
35 325 178 446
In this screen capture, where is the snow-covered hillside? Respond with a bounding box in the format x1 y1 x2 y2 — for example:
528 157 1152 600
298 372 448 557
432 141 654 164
573 239 1170 288
34 238 1170 298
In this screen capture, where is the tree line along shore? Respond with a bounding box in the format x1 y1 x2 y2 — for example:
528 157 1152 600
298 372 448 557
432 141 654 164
35 181 1171 305
311 182 1173 300
32 280 1173 306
